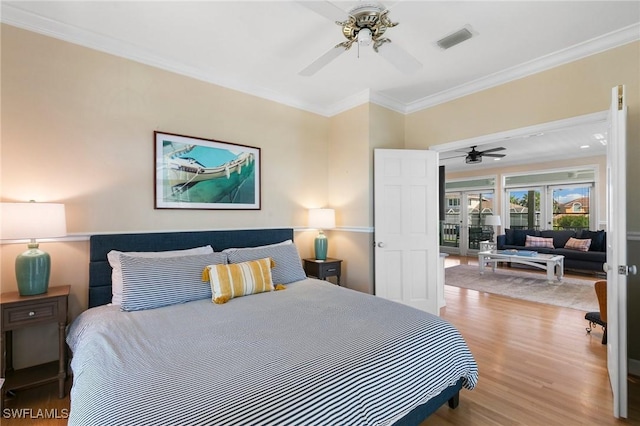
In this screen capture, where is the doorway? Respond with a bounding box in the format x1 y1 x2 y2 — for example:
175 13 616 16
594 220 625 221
431 107 628 416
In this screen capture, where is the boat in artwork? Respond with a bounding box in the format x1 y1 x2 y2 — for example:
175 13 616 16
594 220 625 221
162 143 256 203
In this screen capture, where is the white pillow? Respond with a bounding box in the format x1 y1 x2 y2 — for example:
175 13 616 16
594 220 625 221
107 245 214 305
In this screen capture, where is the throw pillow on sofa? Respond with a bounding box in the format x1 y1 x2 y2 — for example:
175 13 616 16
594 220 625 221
565 237 591 252
512 229 539 246
525 235 554 249
540 230 576 248
580 230 606 252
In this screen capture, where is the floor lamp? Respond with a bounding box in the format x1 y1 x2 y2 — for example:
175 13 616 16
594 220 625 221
485 215 502 242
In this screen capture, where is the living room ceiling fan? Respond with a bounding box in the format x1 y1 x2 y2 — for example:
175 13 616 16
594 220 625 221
442 146 507 164
298 1 422 76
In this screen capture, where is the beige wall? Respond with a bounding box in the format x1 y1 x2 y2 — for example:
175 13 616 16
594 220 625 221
325 103 404 294
0 24 328 367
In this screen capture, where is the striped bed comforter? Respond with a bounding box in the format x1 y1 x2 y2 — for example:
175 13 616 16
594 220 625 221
67 279 478 425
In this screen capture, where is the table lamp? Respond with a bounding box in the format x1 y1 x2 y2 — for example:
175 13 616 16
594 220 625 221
308 208 335 261
485 215 502 242
1 201 67 296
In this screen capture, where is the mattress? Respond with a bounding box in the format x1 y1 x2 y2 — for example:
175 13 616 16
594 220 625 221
67 278 478 425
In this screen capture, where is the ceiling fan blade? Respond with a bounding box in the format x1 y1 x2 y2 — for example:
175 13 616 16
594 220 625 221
299 45 348 76
376 40 422 74
483 153 506 158
479 147 506 154
297 1 349 23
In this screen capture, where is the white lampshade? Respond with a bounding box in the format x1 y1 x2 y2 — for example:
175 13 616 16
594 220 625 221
1 202 67 240
308 208 335 230
485 215 502 226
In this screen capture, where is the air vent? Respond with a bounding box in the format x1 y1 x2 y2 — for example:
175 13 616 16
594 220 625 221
437 26 475 50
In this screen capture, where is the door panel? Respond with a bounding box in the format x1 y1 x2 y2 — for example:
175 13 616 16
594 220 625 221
374 149 439 315
607 84 628 418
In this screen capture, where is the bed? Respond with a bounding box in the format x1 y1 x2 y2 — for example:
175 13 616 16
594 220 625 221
67 228 478 425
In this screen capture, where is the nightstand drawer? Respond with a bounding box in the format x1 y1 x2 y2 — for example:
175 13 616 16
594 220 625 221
303 258 343 286
3 300 59 328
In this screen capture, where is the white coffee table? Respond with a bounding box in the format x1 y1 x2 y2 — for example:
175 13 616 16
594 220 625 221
478 250 564 283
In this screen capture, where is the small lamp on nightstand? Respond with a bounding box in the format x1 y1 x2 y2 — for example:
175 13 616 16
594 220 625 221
308 208 335 261
1 201 67 296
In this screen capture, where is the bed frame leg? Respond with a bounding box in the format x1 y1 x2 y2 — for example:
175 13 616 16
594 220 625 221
447 391 460 409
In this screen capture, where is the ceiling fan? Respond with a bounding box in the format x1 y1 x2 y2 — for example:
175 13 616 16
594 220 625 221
298 1 422 76
442 146 507 164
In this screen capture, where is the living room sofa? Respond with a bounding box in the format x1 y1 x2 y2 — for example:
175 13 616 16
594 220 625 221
496 229 606 272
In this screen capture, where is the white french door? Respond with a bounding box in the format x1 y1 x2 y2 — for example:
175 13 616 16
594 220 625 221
442 190 495 255
606 84 635 418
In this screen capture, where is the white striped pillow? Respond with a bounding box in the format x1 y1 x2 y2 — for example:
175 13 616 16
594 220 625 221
224 241 306 284
120 252 227 311
204 258 275 304
108 245 214 305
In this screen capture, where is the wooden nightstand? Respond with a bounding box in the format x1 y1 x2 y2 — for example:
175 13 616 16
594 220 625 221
1 285 70 406
303 258 342 286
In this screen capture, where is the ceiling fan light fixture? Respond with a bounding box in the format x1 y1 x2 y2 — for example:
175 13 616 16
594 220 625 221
465 155 482 164
358 28 373 46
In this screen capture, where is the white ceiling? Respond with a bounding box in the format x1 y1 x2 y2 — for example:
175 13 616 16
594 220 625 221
1 1 637 169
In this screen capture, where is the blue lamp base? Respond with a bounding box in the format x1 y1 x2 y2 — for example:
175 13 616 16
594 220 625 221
314 231 328 261
15 243 51 296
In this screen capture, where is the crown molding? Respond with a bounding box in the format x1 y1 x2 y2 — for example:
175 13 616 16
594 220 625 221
2 5 638 118
324 89 372 116
404 23 640 114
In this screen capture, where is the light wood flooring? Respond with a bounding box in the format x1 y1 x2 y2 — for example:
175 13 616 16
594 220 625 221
3 257 638 425
426 255 640 425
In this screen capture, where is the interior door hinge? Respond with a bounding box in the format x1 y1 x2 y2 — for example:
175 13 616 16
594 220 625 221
618 85 624 111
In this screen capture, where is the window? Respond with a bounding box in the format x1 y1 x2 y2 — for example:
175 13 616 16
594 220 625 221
552 186 591 231
503 169 595 231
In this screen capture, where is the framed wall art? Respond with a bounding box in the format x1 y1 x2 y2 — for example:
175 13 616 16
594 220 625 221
155 131 261 210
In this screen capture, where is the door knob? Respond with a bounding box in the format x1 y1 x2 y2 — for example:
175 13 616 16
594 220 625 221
377 242 386 248
603 263 638 275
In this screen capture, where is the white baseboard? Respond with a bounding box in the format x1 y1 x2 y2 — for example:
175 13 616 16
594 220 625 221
629 358 640 376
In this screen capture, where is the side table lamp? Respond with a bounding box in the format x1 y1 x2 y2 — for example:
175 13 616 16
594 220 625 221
308 208 335 261
485 215 502 243
1 201 67 296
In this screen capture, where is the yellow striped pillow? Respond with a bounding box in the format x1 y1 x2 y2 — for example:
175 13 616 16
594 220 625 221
203 257 275 304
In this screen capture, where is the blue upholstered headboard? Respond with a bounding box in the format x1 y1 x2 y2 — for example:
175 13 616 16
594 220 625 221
88 228 294 308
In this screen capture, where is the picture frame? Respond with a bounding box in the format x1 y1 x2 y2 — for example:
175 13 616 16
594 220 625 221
154 131 261 210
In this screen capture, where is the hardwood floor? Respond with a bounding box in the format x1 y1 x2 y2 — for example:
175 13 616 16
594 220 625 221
425 256 640 425
3 259 638 425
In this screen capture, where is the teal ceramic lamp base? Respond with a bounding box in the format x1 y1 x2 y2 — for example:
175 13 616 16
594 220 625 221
314 231 328 261
15 242 51 296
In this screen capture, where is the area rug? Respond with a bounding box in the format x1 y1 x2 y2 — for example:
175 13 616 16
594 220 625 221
445 264 599 312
